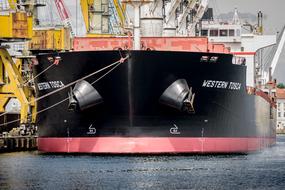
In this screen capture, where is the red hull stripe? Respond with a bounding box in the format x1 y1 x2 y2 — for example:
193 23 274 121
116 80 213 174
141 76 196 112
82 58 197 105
38 137 276 153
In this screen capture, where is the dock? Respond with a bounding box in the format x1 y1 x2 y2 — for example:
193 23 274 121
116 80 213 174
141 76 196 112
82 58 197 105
0 136 37 152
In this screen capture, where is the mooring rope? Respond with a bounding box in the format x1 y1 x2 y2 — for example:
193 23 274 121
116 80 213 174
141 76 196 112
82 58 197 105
0 112 7 117
30 55 128 104
23 63 55 86
0 55 128 127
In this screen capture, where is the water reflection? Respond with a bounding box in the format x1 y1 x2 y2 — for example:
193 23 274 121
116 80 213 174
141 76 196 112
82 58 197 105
0 135 285 190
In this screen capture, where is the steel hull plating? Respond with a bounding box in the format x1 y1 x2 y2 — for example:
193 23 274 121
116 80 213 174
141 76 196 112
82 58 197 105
35 51 276 153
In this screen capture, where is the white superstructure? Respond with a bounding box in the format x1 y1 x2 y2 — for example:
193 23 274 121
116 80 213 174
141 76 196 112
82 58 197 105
200 9 276 88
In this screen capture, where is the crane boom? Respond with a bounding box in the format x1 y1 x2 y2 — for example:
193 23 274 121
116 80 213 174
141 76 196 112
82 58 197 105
54 0 75 37
177 0 205 35
113 0 126 28
187 0 208 36
80 0 92 33
164 0 180 24
80 0 110 35
271 27 285 77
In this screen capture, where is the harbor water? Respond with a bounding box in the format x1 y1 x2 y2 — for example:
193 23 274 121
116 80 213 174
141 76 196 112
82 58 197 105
0 135 285 190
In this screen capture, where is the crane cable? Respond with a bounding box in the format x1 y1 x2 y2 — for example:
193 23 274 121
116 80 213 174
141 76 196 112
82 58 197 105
0 56 59 118
31 56 128 104
0 55 129 127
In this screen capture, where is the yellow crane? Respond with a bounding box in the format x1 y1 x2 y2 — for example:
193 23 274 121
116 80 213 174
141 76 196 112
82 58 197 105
29 0 72 51
0 0 33 40
80 0 127 37
112 0 126 28
0 0 36 133
0 48 37 124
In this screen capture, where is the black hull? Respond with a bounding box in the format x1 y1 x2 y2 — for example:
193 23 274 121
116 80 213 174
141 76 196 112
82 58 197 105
34 50 276 153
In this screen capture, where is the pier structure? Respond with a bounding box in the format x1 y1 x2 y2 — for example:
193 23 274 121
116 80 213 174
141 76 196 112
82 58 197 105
0 136 37 152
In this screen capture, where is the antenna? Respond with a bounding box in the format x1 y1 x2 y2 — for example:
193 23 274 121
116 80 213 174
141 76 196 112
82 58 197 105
232 8 240 24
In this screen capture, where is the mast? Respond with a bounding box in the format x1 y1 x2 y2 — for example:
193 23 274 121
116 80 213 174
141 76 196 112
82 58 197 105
232 8 240 24
257 10 263 35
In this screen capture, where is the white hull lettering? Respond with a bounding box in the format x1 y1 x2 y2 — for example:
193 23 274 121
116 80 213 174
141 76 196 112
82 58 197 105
202 80 241 91
37 81 65 91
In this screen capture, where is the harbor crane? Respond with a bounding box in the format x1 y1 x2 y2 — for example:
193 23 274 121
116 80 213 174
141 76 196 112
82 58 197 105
0 0 36 134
